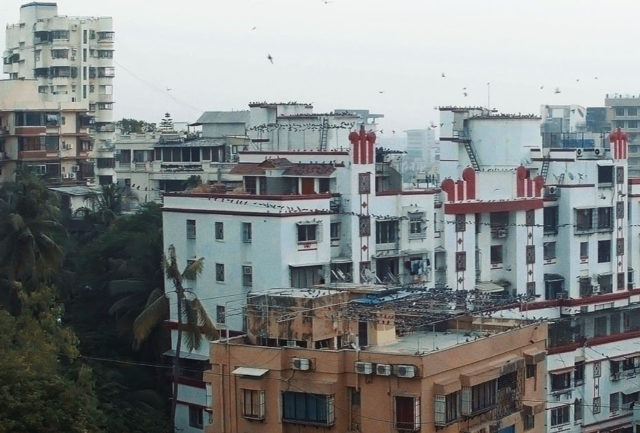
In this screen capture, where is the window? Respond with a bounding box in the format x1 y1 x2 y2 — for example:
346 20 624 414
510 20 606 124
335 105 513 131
524 413 535 430
186 219 196 239
282 392 335 426
395 396 420 431
50 49 68 59
551 372 571 391
544 242 556 261
598 240 611 263
598 165 613 184
594 316 608 337
82 48 87 62
598 274 613 294
490 245 503 264
188 405 203 429
214 262 225 282
51 30 70 40
622 392 639 408
526 364 537 379
376 220 398 244
611 393 620 412
242 265 252 287
297 224 317 243
580 242 589 261
550 405 570 426
597 207 612 230
409 213 424 238
544 206 559 233
629 120 639 129
215 221 224 240
445 392 459 423
579 277 592 297
216 305 225 324
242 222 252 243
576 209 593 231
98 50 114 58
616 107 625 117
574 362 585 385
330 222 340 240
242 389 265 420
629 107 638 116
82 29 87 44
471 380 496 413
574 399 583 421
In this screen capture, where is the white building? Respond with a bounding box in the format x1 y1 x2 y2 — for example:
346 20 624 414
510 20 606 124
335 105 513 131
4 2 116 184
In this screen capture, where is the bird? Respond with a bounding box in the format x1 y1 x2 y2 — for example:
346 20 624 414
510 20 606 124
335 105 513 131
166 87 173 91
441 72 446 78
378 90 385 94
267 54 274 64
576 78 580 82
539 85 544 90
463 92 468 97
554 87 561 94
594 76 598 80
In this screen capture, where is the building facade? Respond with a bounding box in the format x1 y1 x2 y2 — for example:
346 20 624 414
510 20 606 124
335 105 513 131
4 2 115 184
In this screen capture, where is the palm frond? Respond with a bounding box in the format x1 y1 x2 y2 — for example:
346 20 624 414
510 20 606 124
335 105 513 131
108 293 142 316
132 295 168 349
182 257 204 280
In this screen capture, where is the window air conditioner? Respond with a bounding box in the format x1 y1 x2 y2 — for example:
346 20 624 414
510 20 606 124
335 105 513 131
354 362 373 375
376 363 392 376
394 364 416 378
291 358 311 371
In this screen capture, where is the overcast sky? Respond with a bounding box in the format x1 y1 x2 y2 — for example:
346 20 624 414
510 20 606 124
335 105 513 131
1 0 637 131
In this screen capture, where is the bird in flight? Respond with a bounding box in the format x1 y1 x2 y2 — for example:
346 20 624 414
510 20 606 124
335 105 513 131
166 87 173 91
251 26 257 31
554 87 561 94
441 72 446 78
594 76 598 80
539 85 544 90
378 90 385 94
463 92 468 97
267 54 274 64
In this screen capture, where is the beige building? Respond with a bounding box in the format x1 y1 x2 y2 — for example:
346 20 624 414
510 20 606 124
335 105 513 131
0 79 94 184
203 289 547 433
3 2 115 184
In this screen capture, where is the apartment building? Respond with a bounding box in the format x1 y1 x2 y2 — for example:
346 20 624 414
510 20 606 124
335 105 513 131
0 79 94 184
4 2 115 184
203 288 547 433
605 94 640 177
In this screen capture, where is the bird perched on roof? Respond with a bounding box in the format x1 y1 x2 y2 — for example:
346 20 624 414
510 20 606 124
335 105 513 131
267 54 274 64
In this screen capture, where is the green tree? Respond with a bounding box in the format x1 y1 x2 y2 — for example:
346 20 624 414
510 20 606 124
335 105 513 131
0 287 105 433
0 169 66 312
76 183 136 227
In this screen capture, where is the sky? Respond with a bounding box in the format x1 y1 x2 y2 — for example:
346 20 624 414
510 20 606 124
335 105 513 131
1 0 638 131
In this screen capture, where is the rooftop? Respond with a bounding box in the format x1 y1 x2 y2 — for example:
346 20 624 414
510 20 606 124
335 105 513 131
367 328 497 355
249 101 313 108
195 111 249 124
253 288 342 299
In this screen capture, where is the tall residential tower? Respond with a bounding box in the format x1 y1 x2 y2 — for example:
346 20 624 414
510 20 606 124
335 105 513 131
3 2 116 184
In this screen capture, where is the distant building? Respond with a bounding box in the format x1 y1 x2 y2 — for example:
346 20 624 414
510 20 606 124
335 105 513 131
586 107 609 134
0 79 94 185
3 2 116 184
605 94 640 176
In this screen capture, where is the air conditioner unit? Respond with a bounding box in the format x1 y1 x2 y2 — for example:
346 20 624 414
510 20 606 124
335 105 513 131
376 363 392 376
291 358 311 371
545 185 560 197
594 147 605 157
394 364 416 378
495 228 507 238
576 148 584 158
354 362 373 375
72 165 80 172
286 340 297 347
243 267 252 275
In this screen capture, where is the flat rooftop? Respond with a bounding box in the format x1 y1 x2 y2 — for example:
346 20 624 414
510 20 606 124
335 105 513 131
367 328 500 355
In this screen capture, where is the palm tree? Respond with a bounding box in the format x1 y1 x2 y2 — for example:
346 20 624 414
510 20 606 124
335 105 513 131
0 170 66 312
110 245 217 429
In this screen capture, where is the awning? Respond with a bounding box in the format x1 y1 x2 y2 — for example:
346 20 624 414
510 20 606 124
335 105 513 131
163 349 209 361
620 382 640 395
544 273 565 282
475 282 505 293
584 419 631 433
524 349 546 364
523 402 545 414
596 160 615 166
610 355 628 362
232 367 269 377
434 375 461 394
330 257 352 264
549 366 574 375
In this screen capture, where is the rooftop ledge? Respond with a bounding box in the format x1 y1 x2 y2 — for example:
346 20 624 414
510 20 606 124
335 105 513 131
164 192 338 201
